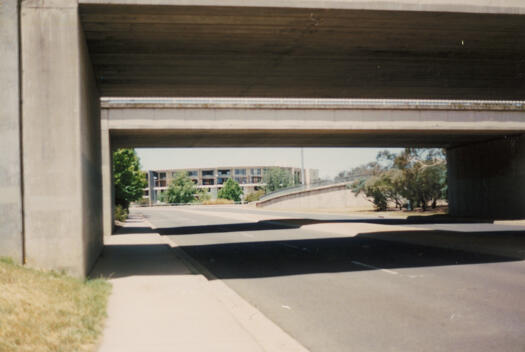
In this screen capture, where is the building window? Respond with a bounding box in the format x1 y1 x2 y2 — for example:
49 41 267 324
202 170 214 177
250 168 261 176
234 169 246 176
203 179 214 185
251 176 262 184
188 170 198 177
234 177 247 184
218 169 230 176
217 177 229 185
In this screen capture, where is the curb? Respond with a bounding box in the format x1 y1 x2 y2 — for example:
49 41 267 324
141 216 309 352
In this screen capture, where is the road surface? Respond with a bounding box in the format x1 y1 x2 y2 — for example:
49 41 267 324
134 206 525 352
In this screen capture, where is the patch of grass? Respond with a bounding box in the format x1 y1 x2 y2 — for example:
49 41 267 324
0 258 111 352
244 190 266 203
201 198 235 205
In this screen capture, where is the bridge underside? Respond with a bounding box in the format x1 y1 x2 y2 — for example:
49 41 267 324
80 2 525 99
110 129 521 148
2 0 525 276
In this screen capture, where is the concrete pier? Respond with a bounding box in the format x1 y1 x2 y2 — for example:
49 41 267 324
448 135 525 220
20 0 102 276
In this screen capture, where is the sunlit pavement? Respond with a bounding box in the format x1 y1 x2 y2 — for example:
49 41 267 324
136 206 525 352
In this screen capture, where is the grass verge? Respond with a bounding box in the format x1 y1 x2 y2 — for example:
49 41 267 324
0 258 111 352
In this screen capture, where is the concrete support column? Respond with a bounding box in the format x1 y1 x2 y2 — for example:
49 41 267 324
447 135 525 220
0 0 24 263
101 109 113 237
21 0 102 276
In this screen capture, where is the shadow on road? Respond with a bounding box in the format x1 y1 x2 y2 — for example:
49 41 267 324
114 215 495 237
100 216 524 279
169 229 525 280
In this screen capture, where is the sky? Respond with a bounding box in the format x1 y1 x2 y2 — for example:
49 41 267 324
136 147 403 180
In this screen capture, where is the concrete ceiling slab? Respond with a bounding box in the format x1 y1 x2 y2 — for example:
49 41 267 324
80 3 525 99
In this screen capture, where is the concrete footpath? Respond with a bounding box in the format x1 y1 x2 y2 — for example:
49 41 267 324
90 214 308 352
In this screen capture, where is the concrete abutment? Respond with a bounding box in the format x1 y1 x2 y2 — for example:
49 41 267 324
0 0 24 263
20 0 102 276
448 135 525 220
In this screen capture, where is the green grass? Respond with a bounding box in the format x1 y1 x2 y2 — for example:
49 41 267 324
0 258 111 352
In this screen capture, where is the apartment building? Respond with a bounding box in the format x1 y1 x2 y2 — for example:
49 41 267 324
144 166 319 203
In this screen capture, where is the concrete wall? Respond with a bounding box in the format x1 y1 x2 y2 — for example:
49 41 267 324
21 0 102 276
448 135 525 220
258 185 373 210
101 109 114 237
0 0 24 262
79 21 103 273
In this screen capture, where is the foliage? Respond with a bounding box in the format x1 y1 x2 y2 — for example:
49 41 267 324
112 148 147 209
201 198 235 205
114 204 128 222
336 161 384 181
263 167 294 192
218 178 243 202
162 171 198 204
350 148 447 211
0 257 111 352
195 188 212 203
244 189 266 203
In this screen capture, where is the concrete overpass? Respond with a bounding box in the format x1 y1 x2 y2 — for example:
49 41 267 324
1 0 525 276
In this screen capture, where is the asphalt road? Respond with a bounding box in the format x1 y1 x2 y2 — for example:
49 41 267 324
136 206 525 352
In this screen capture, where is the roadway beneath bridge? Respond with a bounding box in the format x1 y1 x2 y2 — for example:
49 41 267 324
137 205 525 352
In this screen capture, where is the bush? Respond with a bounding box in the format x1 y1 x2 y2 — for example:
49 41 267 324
201 198 235 205
245 189 265 203
217 178 243 201
162 171 197 204
134 197 149 207
114 204 128 222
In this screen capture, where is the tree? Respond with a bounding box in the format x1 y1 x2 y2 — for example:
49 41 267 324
263 167 294 192
162 171 198 204
112 148 147 209
350 148 447 211
218 178 243 201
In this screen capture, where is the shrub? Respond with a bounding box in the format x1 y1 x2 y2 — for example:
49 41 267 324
217 178 243 202
245 189 265 203
201 198 234 205
114 204 128 222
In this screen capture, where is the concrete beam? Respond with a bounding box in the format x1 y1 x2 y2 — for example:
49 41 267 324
104 104 525 148
21 0 102 276
448 135 525 220
0 0 24 263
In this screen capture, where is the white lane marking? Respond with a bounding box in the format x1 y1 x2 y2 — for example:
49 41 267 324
241 233 255 238
281 305 292 310
351 260 399 275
